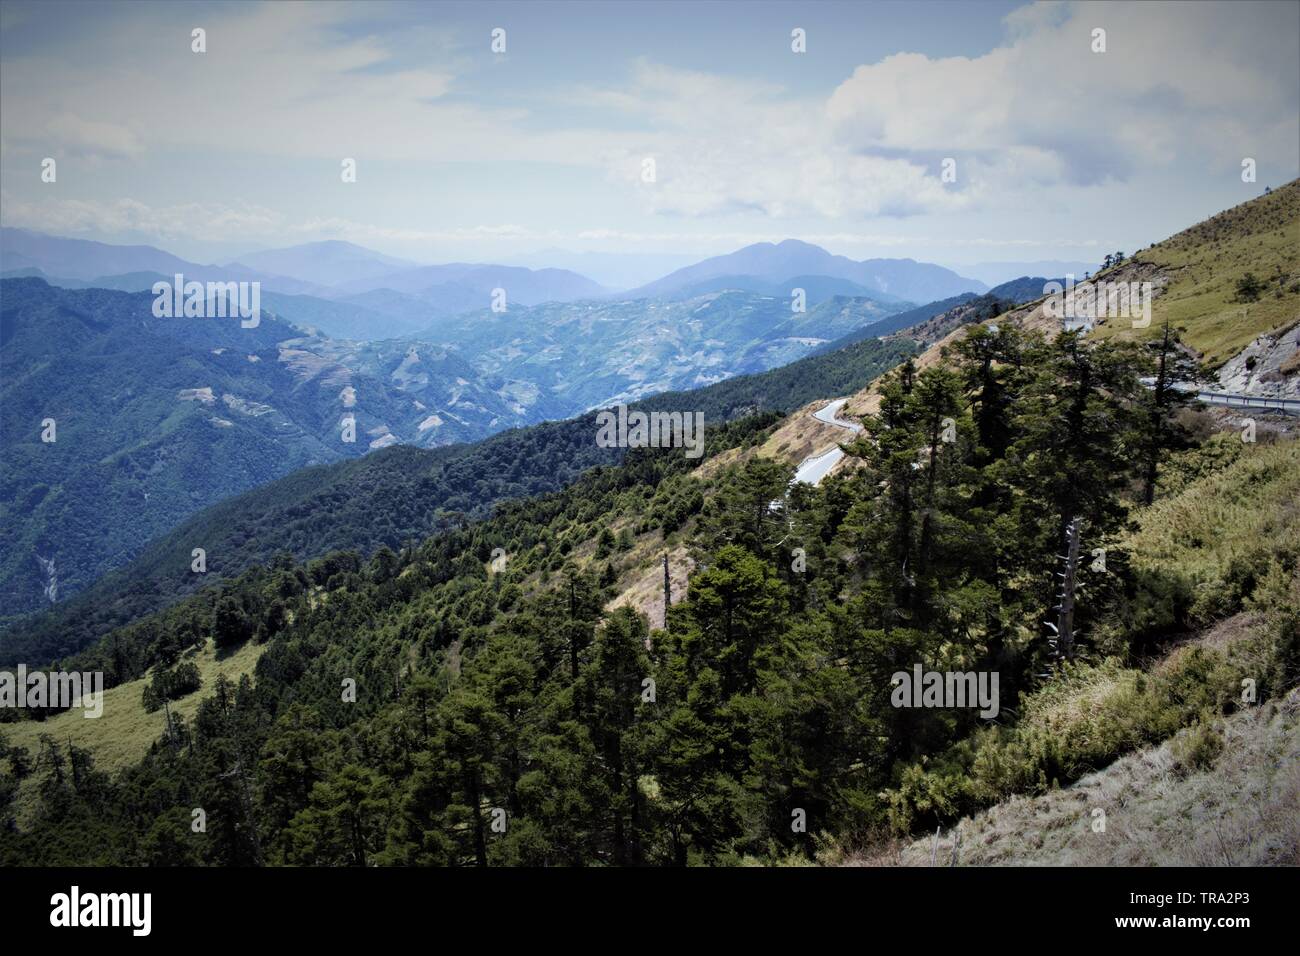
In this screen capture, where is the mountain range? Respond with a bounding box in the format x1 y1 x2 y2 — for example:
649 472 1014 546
0 279 521 617
2 182 1297 872
625 238 986 302
8 174 1287 630
3 230 993 340
0 230 610 339
0 272 907 616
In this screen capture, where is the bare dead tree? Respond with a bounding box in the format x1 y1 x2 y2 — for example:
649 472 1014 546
1046 517 1083 661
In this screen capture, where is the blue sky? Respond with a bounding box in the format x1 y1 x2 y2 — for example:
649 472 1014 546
1 0 1297 274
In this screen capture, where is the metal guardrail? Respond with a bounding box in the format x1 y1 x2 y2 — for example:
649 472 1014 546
1192 390 1300 415
1139 379 1300 416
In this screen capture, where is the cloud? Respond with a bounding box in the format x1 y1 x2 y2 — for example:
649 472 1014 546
826 0 1300 186
572 1 1296 220
0 191 559 247
0 1 653 169
585 59 978 220
0 193 285 240
44 114 143 158
1 0 1294 239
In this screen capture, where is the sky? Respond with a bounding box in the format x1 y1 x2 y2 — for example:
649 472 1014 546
1 0 1297 277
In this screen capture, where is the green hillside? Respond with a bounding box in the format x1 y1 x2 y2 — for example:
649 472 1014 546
3 189 1295 869
1093 179 1300 365
0 335 915 667
0 279 563 618
5 304 1292 866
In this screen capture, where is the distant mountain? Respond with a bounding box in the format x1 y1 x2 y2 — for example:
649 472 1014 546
0 228 329 297
334 262 605 303
258 291 432 340
661 273 910 306
629 239 985 302
0 227 196 281
1 265 436 340
508 248 702 290
335 288 435 332
228 240 418 288
0 278 571 617
958 260 1100 286
423 290 906 409
985 275 1058 303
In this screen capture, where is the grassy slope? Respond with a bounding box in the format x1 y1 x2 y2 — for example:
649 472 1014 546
3 638 264 826
838 436 1300 866
1092 179 1300 366
871 682 1299 867
1127 437 1300 582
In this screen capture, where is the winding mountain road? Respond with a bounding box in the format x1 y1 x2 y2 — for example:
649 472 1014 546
792 398 862 485
791 386 1297 488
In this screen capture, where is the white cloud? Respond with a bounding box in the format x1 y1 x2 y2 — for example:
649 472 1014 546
0 190 562 247
826 0 1299 186
568 1 1296 220
43 114 142 158
1 0 1294 239
0 193 285 240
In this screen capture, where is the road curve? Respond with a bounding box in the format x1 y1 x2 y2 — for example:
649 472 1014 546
793 399 862 485
791 386 1296 489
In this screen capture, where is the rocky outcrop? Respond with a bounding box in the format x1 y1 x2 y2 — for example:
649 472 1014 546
1216 322 1300 399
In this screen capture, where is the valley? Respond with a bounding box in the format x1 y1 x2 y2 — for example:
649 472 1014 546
2 181 1295 871
0 269 915 617
1 2 1299 935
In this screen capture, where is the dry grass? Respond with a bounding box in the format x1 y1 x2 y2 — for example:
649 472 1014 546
1126 439 1300 582
606 542 694 630
855 687 1300 867
3 638 264 826
1091 180 1300 366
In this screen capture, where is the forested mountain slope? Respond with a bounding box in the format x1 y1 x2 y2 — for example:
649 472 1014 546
3 308 1293 865
1 188 1294 869
0 279 565 616
0 273 911 619
0 335 915 666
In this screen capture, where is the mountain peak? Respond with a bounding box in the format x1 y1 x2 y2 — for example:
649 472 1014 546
628 241 985 302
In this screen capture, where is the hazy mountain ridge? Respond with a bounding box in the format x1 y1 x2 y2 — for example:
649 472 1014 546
425 289 905 409
0 227 330 297
0 335 916 665
0 279 574 616
227 240 419 287
627 238 987 302
0 230 613 340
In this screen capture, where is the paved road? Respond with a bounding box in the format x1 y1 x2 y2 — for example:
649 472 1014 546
793 399 862 485
791 385 1297 488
